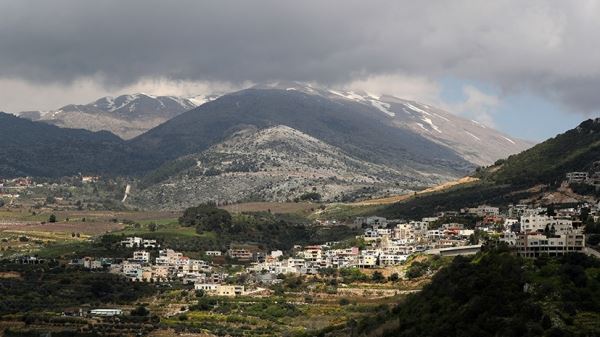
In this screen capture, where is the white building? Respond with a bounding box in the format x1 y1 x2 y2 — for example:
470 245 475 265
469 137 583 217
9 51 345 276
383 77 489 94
132 250 150 263
516 230 585 257
467 205 500 217
121 237 159 248
520 215 573 234
90 309 122 317
566 172 589 184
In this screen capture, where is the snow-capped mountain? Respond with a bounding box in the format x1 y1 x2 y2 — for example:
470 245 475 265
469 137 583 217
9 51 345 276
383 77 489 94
254 81 532 166
16 93 217 139
125 83 534 207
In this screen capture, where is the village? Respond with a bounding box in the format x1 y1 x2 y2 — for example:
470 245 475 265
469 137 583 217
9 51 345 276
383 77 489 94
1 170 599 337
52 199 597 308
2 168 599 326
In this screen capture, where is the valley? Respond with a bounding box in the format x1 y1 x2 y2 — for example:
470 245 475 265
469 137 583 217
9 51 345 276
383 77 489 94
2 3 599 337
1 85 598 337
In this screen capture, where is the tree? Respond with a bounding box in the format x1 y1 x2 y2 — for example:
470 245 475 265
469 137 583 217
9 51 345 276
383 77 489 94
130 305 149 316
48 214 57 223
339 298 350 306
389 273 400 282
406 262 427 279
372 271 385 283
0 199 4 208
298 192 322 202
148 223 157 232
179 204 232 233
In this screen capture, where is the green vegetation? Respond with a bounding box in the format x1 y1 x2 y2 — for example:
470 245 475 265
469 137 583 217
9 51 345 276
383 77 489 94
476 118 600 187
0 262 156 314
179 203 233 231
175 204 360 253
352 249 600 337
297 192 322 202
380 183 531 219
0 112 158 178
379 118 600 219
138 157 196 188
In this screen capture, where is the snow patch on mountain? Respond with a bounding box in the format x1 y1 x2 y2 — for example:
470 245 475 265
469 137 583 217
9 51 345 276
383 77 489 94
502 136 516 144
370 100 395 117
465 131 481 141
421 117 442 133
405 103 431 116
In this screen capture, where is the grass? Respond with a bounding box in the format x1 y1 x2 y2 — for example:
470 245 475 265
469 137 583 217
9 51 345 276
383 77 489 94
112 223 208 238
159 293 400 336
35 241 95 258
220 202 316 215
312 203 382 221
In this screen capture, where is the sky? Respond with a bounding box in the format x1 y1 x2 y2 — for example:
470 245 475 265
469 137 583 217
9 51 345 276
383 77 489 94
0 0 598 141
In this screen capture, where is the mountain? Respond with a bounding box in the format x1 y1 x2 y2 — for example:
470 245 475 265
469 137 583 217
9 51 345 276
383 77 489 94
16 93 216 139
377 118 600 219
1 83 534 207
0 112 157 177
131 125 423 209
260 82 532 166
131 84 529 179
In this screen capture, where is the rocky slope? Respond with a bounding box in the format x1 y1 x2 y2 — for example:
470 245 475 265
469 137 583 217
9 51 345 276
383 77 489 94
131 125 425 209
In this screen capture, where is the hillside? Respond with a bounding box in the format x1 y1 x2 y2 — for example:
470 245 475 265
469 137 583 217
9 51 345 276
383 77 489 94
0 112 157 177
378 118 600 219
131 84 529 179
1 85 531 197
347 250 600 337
131 125 424 209
476 118 600 186
16 93 212 139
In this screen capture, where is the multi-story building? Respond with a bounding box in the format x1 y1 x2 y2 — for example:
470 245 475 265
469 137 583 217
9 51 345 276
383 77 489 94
520 215 573 233
467 205 500 217
131 250 150 263
516 230 585 257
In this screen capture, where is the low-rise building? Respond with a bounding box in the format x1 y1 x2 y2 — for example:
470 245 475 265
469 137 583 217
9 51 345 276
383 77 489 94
566 172 589 184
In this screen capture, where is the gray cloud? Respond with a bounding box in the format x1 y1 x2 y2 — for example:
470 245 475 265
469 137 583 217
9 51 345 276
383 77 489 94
1 0 599 114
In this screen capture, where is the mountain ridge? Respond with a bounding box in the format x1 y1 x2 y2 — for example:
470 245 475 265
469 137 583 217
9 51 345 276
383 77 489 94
15 93 215 139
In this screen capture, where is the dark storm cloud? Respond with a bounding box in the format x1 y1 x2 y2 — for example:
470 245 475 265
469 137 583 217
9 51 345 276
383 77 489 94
0 0 599 114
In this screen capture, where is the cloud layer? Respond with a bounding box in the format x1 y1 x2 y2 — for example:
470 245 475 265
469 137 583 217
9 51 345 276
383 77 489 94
1 0 599 114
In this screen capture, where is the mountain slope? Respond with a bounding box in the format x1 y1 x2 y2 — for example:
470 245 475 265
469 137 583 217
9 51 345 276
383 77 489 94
377 118 600 219
0 112 157 177
131 87 494 183
348 251 600 337
131 125 421 209
476 118 600 185
16 93 213 139
255 82 533 166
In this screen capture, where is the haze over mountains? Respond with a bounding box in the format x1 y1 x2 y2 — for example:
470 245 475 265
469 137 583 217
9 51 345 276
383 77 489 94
1 83 533 207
